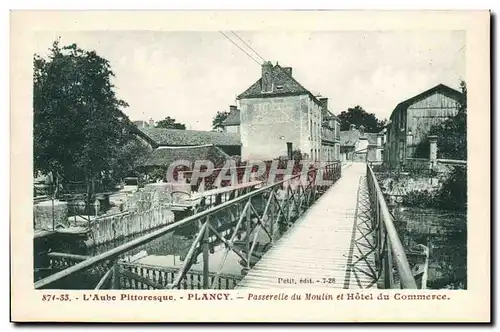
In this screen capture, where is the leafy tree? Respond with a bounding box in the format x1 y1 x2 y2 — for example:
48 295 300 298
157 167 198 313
108 137 152 184
413 81 467 160
156 116 186 130
212 111 230 131
34 40 135 198
337 105 387 132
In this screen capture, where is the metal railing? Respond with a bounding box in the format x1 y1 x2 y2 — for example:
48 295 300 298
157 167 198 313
35 161 342 290
366 163 417 289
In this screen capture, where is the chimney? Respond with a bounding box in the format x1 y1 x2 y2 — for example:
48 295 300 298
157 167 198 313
319 97 328 111
349 123 355 131
229 105 237 112
359 125 365 136
283 67 292 76
261 61 273 92
148 117 154 127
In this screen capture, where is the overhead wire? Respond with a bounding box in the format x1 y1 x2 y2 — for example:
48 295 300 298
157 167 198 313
230 31 267 63
219 31 262 66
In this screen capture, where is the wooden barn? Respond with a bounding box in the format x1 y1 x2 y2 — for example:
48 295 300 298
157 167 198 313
384 84 464 168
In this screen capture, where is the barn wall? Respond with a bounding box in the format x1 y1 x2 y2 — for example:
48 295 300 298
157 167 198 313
406 92 460 146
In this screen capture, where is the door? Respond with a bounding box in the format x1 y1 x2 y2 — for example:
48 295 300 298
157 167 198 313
287 142 293 159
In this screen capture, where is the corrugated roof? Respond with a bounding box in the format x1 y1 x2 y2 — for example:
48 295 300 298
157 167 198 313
139 128 241 147
142 145 231 168
222 109 241 126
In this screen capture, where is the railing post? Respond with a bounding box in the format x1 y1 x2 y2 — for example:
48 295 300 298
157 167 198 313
385 237 394 289
203 216 210 289
246 197 252 270
111 260 120 289
269 191 275 244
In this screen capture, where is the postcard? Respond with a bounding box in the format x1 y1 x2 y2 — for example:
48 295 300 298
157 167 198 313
10 10 490 323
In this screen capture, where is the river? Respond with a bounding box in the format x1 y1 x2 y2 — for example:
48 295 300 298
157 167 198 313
392 206 467 289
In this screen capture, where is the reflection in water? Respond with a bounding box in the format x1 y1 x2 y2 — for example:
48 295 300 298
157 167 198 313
136 226 273 277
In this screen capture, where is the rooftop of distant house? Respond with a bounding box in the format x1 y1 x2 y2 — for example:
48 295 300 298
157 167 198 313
141 144 231 168
137 127 241 147
340 125 379 146
133 119 154 129
222 105 241 126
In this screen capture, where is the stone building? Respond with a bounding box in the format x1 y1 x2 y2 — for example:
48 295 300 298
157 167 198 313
222 105 241 134
384 84 464 168
133 118 155 129
340 124 384 163
236 61 341 161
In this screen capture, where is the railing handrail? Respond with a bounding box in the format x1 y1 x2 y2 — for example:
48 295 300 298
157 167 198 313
34 161 341 289
437 158 467 165
366 164 417 289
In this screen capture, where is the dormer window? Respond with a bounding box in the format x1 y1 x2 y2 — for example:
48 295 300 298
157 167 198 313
276 85 284 91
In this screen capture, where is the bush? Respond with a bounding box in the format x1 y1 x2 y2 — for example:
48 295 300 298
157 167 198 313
435 166 467 211
402 190 436 208
402 166 467 212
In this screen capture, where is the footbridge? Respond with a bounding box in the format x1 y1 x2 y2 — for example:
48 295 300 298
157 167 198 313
35 162 423 290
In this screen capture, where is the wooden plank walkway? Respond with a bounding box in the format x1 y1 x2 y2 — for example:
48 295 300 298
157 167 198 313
236 162 378 289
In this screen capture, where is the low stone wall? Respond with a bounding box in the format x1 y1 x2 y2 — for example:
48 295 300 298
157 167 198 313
378 176 440 199
89 207 175 246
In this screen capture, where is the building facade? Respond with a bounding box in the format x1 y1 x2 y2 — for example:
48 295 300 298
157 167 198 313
384 84 463 168
237 61 340 161
340 124 383 163
222 105 241 134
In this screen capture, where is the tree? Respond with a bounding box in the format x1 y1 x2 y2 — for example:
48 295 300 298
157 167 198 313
212 111 230 131
337 105 387 132
413 81 467 160
156 116 186 130
108 137 152 183
34 40 135 198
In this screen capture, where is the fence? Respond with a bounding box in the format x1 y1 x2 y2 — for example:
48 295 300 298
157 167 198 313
89 208 176 246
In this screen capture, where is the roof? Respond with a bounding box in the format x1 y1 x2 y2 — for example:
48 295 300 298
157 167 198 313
340 130 378 146
237 63 326 108
322 109 339 122
142 145 231 168
222 109 241 126
340 130 359 147
365 133 378 145
132 120 153 129
390 84 464 120
138 128 241 147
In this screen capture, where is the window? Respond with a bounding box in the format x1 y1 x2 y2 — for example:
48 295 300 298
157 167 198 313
276 85 284 91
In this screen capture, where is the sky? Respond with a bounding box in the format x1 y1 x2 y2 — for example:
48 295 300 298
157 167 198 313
34 30 465 131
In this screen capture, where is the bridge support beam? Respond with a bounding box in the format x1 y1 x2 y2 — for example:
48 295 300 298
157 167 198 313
203 217 210 289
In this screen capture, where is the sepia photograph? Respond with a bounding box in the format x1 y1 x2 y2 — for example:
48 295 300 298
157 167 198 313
32 29 467 291
10 10 490 323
